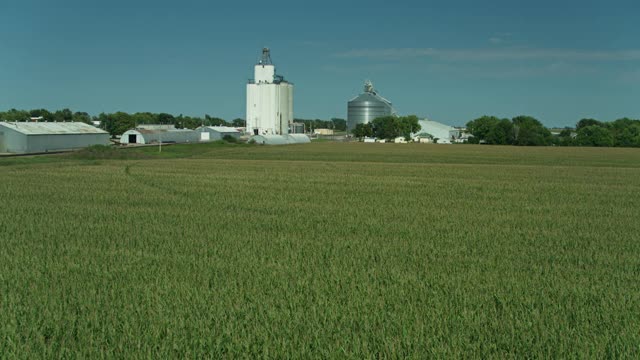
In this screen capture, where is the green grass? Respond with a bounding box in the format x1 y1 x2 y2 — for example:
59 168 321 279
1 143 639 357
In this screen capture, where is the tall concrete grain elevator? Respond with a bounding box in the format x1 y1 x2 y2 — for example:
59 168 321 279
246 48 294 135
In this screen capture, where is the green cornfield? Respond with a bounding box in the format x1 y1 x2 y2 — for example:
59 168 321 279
1 143 639 357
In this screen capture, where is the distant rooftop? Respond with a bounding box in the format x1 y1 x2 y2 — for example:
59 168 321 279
198 126 240 133
137 124 176 130
0 122 108 135
419 119 455 131
133 128 194 134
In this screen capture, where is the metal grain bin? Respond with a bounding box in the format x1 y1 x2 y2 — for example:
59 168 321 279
347 81 394 131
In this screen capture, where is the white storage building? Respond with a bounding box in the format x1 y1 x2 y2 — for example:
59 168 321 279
417 119 459 144
196 126 241 141
120 125 198 145
250 134 310 145
0 122 109 154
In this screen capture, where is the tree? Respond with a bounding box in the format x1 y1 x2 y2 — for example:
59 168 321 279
398 115 421 140
0 109 30 121
556 128 575 146
614 127 640 147
131 112 156 126
610 118 640 147
176 115 202 129
352 123 373 139
295 118 345 133
156 113 175 124
204 114 228 126
102 112 135 137
72 111 92 124
369 115 422 140
575 125 614 147
466 116 501 143
485 119 514 145
371 116 400 140
53 108 73 122
576 118 602 130
231 118 246 127
512 116 552 146
29 109 53 121
331 118 347 131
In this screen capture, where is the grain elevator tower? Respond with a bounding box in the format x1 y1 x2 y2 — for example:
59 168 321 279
246 48 294 135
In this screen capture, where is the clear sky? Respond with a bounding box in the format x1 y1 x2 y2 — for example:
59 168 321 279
1 0 638 127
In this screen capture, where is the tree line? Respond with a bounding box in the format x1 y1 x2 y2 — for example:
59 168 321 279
294 118 347 132
352 115 421 140
466 116 640 147
97 113 245 138
1 108 93 124
0 108 245 137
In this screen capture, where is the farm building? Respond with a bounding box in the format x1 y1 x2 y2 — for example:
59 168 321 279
249 134 311 145
195 126 241 141
313 128 334 135
416 119 461 144
0 122 109 154
120 125 198 145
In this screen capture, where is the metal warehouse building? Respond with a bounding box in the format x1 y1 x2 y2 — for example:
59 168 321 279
120 125 199 145
196 126 241 141
0 122 110 154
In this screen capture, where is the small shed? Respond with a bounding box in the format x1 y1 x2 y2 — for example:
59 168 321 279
196 126 241 142
120 125 198 145
0 122 109 154
313 128 334 135
249 134 311 145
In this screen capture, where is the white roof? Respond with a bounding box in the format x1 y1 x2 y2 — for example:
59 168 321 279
0 122 108 135
418 119 455 132
124 128 195 135
137 124 176 130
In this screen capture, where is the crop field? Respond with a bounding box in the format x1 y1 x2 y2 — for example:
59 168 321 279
1 142 640 357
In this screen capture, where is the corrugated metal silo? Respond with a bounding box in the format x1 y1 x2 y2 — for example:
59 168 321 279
347 81 394 131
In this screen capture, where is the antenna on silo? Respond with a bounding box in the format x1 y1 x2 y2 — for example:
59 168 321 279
259 47 273 65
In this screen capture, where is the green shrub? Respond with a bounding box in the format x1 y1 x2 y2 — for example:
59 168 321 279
223 135 238 143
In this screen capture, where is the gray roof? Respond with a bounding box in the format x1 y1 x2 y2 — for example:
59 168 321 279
125 128 195 135
0 122 108 135
348 92 393 106
198 126 240 133
137 124 176 130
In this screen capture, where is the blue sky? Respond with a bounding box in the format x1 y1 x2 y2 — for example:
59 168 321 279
1 0 638 127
